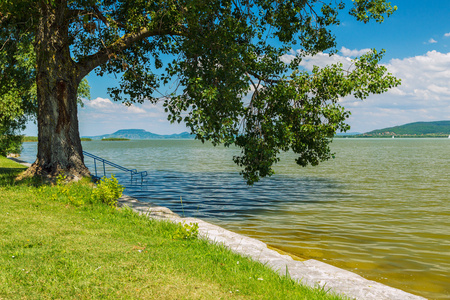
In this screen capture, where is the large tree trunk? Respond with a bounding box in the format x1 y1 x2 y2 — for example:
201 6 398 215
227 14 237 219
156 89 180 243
24 2 89 180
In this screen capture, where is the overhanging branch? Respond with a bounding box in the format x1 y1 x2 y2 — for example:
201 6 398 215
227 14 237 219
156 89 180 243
76 27 186 79
246 71 282 85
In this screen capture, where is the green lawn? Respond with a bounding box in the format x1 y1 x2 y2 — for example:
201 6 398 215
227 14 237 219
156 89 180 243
0 156 345 299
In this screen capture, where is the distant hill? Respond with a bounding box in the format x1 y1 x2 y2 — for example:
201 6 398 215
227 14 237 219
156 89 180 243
361 121 450 137
85 129 194 140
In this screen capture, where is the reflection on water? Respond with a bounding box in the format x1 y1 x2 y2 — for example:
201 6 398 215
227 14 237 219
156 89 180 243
118 171 345 221
21 139 450 299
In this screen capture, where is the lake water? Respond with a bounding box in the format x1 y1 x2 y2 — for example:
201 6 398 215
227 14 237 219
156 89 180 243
21 139 450 299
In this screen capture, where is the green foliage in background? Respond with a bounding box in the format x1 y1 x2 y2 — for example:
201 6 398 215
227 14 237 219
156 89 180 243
0 33 34 156
0 126 23 156
91 175 125 208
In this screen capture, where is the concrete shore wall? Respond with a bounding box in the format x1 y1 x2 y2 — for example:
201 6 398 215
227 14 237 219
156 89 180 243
118 195 426 300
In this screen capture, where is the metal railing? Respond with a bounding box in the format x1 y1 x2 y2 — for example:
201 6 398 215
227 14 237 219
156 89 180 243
83 151 148 182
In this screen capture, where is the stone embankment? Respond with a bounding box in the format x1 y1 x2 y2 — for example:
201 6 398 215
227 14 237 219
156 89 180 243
118 195 426 300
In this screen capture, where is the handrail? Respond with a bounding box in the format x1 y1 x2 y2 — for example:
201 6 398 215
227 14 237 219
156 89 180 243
82 151 148 182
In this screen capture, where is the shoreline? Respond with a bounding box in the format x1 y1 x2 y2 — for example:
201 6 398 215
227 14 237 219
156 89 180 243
7 157 426 299
118 194 425 300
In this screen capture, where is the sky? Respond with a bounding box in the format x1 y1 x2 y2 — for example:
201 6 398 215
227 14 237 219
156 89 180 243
24 0 450 136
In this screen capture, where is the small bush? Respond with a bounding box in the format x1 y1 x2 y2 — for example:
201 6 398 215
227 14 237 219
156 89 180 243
173 222 199 240
91 175 124 207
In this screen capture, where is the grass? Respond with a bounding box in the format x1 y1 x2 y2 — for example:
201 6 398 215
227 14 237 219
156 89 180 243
0 156 346 299
22 136 38 142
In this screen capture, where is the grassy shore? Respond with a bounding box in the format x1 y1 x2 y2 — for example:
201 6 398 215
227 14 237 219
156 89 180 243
0 156 345 299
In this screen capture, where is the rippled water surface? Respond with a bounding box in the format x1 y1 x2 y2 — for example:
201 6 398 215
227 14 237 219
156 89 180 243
21 139 450 299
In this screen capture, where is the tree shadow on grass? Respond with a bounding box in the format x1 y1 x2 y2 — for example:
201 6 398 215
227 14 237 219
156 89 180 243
0 167 44 187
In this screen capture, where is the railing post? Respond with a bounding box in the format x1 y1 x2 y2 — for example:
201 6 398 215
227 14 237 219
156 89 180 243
83 151 148 183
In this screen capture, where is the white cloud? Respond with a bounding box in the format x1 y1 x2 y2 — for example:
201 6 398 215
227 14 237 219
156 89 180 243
385 51 450 100
427 84 450 96
87 97 114 109
345 51 450 132
340 47 371 57
388 87 407 96
281 50 354 71
282 48 450 132
444 32 450 38
428 38 438 44
302 52 353 70
79 98 188 136
126 105 146 114
280 53 296 64
86 97 149 114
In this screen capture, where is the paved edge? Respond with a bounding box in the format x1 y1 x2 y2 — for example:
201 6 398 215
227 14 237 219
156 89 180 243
118 195 426 300
6 156 32 167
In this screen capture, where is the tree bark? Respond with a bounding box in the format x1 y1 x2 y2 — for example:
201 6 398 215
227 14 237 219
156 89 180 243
24 2 89 180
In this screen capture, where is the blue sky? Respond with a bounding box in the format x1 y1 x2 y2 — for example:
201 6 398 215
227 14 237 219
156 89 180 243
24 0 450 136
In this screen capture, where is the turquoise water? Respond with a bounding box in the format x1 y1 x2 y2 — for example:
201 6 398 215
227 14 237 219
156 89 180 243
21 139 450 299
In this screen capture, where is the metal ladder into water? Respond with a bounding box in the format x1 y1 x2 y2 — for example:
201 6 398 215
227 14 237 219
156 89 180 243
82 151 148 182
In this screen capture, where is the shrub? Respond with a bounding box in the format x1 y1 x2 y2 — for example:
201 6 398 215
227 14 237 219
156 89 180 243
173 222 199 240
91 175 124 207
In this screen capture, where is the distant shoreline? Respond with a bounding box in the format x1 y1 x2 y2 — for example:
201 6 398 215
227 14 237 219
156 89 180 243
101 138 130 141
23 136 92 142
22 137 196 142
335 134 450 138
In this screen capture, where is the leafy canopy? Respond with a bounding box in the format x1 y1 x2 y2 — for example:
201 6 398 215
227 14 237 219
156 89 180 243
0 0 400 183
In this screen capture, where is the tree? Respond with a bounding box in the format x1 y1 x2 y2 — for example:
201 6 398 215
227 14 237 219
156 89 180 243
0 29 89 157
0 0 400 183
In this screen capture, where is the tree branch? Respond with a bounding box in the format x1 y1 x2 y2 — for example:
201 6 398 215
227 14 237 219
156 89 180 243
92 5 109 27
67 7 128 31
66 9 89 19
0 12 10 26
246 70 281 85
0 37 11 52
76 27 186 79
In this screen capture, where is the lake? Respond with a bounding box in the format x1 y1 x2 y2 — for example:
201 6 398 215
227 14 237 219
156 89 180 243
21 139 450 299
